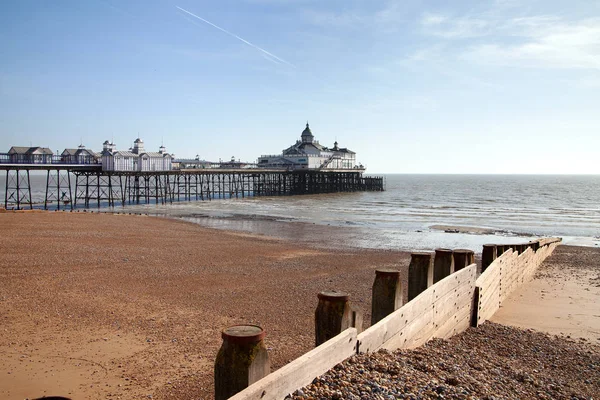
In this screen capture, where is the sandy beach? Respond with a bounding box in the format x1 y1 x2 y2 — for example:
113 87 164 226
1 212 599 399
0 212 407 399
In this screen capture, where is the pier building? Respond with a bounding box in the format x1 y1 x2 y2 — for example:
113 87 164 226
257 123 362 171
7 146 54 164
101 138 172 172
60 145 98 164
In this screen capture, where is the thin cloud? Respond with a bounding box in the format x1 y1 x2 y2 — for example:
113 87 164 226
176 6 295 68
420 12 490 38
463 17 600 70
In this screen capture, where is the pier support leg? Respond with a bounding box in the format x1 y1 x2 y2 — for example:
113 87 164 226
214 325 270 400
4 169 32 210
371 269 402 325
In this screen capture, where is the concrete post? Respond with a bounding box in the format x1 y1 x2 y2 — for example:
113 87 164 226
433 248 454 284
315 291 353 346
408 252 433 301
453 249 475 271
214 325 270 400
371 269 402 325
482 244 497 272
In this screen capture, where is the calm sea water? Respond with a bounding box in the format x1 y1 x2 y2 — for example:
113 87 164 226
2 173 599 251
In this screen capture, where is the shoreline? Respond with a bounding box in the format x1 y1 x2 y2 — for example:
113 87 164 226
1 212 598 399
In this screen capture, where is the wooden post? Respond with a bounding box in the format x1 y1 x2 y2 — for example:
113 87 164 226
214 325 270 400
453 249 474 271
315 291 353 346
482 244 497 272
530 240 540 252
433 248 454 284
495 244 506 258
371 269 402 325
408 252 432 301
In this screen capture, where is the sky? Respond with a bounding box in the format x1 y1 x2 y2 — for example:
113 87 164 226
1 0 599 174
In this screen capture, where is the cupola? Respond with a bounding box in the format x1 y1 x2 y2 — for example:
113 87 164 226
301 122 314 144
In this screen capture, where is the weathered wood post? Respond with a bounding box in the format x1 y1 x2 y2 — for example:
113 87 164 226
481 244 497 272
315 291 354 346
453 249 474 271
408 252 433 301
214 325 270 400
371 269 402 325
433 248 454 283
482 244 497 272
496 244 505 257
530 240 540 251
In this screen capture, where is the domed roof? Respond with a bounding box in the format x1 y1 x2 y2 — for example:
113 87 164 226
302 122 312 136
134 138 143 143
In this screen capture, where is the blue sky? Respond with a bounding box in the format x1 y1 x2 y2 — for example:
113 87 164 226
1 0 599 173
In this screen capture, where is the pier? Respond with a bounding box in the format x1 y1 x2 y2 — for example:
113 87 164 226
1 162 384 210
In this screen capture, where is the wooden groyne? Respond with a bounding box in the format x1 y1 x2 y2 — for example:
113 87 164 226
1 167 384 209
220 238 561 400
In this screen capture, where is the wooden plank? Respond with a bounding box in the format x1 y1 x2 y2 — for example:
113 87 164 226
358 266 476 353
357 288 434 353
433 283 475 326
382 307 435 350
435 308 472 339
230 329 358 400
477 291 500 318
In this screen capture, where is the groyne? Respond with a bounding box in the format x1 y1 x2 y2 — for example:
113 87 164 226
221 238 561 400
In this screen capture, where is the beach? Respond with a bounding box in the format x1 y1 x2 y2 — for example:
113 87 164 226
0 212 407 399
1 212 598 399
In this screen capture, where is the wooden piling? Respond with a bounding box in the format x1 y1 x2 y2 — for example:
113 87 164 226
482 244 497 272
214 325 270 400
496 244 506 258
315 291 353 346
453 249 474 271
371 269 402 325
408 252 433 301
433 248 454 284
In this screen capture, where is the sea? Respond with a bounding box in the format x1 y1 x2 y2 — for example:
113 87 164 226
2 173 599 252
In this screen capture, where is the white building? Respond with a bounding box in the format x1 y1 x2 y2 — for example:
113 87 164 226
258 123 361 170
101 138 172 172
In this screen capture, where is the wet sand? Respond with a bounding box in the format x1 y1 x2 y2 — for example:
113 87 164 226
492 245 600 341
0 212 407 399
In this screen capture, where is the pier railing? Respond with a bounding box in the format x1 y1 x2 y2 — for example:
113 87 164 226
0 153 100 165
